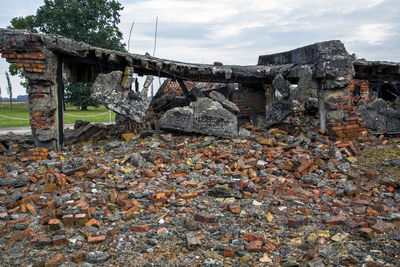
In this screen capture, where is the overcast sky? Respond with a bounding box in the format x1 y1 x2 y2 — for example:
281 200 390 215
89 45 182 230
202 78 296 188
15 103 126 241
0 0 399 97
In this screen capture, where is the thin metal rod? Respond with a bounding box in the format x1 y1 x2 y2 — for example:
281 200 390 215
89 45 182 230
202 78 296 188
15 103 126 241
127 21 134 52
152 16 158 57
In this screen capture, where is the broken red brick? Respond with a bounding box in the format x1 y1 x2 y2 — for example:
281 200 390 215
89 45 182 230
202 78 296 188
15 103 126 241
246 240 263 252
48 219 62 231
244 233 264 242
88 235 106 244
223 247 236 257
85 218 101 228
131 225 150 233
370 221 393 234
228 205 241 214
194 213 218 223
180 191 198 199
43 183 57 193
360 228 374 239
287 217 308 229
323 216 347 225
52 235 67 246
61 214 74 228
74 213 88 226
71 251 86 263
45 253 64 267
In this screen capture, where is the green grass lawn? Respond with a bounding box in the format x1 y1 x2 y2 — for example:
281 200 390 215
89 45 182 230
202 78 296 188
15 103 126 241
0 103 115 128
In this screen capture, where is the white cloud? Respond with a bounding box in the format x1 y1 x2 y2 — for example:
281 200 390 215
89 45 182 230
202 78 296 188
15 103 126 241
0 0 399 97
347 24 395 45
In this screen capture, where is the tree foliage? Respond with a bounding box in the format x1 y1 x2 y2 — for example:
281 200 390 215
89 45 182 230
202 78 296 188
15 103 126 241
8 15 38 32
34 0 126 51
64 83 100 110
8 0 126 109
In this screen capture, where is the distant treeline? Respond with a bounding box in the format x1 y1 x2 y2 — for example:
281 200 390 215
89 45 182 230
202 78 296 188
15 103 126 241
0 95 28 102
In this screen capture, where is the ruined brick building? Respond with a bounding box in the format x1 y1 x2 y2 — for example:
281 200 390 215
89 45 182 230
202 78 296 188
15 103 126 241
1 28 399 149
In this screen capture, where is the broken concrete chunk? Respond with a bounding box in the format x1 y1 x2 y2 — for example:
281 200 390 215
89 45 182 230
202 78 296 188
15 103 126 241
159 106 194 133
208 91 240 114
192 98 238 138
159 97 238 138
359 98 400 132
272 74 290 99
290 66 315 101
62 161 86 175
265 100 293 128
0 175 30 188
91 71 149 123
141 75 154 96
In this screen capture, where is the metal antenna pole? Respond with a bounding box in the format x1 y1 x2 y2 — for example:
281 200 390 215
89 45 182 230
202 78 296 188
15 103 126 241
151 16 158 97
127 21 135 52
153 16 158 57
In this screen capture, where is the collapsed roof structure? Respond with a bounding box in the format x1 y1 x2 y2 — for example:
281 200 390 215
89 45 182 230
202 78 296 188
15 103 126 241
1 28 399 149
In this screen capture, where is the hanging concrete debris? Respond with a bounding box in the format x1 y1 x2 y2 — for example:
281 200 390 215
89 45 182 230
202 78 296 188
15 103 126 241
208 91 240 114
358 99 400 133
91 69 149 123
264 100 294 128
272 74 290 99
262 75 293 127
159 94 238 138
141 75 154 96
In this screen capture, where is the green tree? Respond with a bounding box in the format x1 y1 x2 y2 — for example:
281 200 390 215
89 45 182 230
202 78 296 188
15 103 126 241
8 15 38 32
5 72 13 111
65 83 100 111
9 0 126 109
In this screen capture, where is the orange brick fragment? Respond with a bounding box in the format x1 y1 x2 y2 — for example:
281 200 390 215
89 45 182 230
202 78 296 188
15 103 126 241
131 225 150 232
88 235 106 244
45 253 64 267
180 191 198 199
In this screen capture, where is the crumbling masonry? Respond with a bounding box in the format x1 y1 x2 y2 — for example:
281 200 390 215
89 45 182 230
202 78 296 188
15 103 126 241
1 28 399 149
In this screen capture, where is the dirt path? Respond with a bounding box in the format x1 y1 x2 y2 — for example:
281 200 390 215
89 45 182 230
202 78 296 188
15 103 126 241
0 123 113 136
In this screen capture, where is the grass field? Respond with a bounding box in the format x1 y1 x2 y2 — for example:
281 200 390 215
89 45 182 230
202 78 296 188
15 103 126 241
0 103 115 128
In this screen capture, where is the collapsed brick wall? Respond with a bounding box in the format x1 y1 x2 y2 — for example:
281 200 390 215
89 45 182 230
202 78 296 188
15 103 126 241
0 34 47 73
348 79 371 104
325 93 366 141
232 84 266 119
0 33 58 149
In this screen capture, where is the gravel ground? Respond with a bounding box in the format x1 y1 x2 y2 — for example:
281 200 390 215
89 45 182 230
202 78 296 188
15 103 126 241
0 122 399 266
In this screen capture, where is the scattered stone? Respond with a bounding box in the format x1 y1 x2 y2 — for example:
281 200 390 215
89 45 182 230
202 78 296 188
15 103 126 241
0 175 30 188
240 254 254 265
86 251 110 264
186 233 202 250
301 173 321 186
62 161 86 175
3 191 22 205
